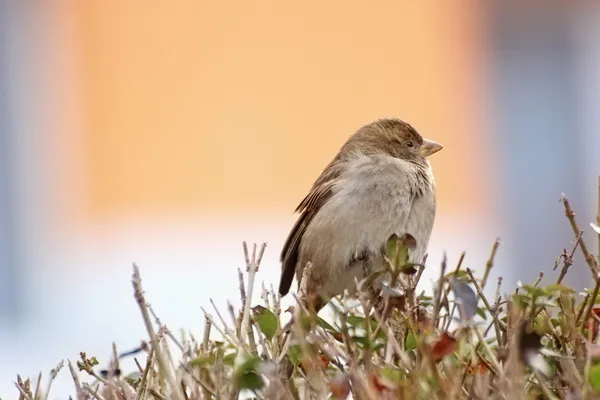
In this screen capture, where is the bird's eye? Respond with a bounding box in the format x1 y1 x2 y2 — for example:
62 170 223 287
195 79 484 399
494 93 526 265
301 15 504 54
406 141 414 148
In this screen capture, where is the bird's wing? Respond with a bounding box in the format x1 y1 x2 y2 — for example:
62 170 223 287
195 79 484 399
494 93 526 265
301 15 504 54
279 158 345 296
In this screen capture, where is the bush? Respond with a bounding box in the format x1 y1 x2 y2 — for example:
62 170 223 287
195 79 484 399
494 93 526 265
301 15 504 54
13 187 600 400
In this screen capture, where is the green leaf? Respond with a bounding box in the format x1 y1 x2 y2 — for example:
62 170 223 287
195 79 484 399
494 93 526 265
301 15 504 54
345 316 382 335
476 307 488 320
233 356 264 390
446 354 461 367
351 336 384 351
288 345 301 366
252 306 279 340
534 315 552 335
317 316 337 333
520 284 546 298
444 270 470 280
190 355 213 367
237 371 263 390
405 331 417 351
513 293 531 307
223 352 236 366
381 367 404 382
359 268 388 289
385 234 415 270
544 284 576 294
590 363 600 392
124 373 139 387
386 234 400 260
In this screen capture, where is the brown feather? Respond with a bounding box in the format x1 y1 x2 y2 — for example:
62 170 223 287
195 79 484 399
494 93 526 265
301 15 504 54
279 159 345 296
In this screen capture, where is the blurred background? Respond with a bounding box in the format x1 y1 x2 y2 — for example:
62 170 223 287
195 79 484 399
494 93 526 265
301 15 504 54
1 1 600 397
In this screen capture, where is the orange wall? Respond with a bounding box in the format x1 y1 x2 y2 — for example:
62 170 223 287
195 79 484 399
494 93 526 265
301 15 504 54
69 1 487 219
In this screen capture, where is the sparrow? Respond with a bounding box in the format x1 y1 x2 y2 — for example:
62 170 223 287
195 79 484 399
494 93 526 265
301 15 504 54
278 118 442 312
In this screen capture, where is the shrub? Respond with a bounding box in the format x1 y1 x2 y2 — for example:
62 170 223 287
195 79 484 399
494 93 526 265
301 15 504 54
13 184 600 400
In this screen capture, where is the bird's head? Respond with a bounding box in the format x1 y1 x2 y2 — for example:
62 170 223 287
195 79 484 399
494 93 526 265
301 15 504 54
343 118 442 165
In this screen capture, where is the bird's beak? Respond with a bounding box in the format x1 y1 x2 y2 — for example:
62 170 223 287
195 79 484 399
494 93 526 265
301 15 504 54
419 139 443 157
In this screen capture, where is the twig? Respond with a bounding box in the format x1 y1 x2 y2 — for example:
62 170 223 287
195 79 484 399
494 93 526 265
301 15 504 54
111 343 120 378
227 301 240 338
200 315 214 400
583 324 595 399
291 293 328 398
473 326 504 379
532 272 544 288
44 360 64 400
432 254 448 327
557 231 583 284
148 304 184 352
454 251 466 276
201 310 240 348
67 360 85 400
82 383 106 400
561 194 598 276
135 347 155 399
534 371 559 400
581 279 600 336
202 315 211 352
482 238 500 289
132 265 184 400
415 252 428 284
576 294 590 325
238 243 267 349
14 380 33 400
492 277 504 345
467 268 502 342
493 277 503 310
440 252 466 330
179 362 216 396
238 268 247 310
597 176 600 263
210 299 232 335
33 372 41 400
149 389 168 400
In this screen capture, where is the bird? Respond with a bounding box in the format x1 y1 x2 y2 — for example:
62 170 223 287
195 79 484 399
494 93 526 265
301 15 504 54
278 118 442 313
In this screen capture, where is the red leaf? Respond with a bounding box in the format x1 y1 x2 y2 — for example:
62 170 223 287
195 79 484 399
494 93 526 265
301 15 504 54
416 308 432 332
467 362 488 375
370 373 398 393
432 332 457 362
298 352 329 373
388 295 407 311
588 307 600 340
399 233 417 250
329 373 350 399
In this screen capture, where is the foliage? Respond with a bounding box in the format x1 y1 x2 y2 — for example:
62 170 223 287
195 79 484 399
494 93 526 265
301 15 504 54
12 185 600 400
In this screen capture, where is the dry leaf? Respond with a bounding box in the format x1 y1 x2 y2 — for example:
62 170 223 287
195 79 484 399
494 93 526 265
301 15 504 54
432 332 458 361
